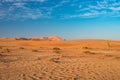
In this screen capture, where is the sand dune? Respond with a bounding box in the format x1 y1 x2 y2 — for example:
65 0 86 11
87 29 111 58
0 38 120 80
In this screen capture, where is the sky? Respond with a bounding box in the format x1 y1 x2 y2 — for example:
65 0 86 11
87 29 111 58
0 0 120 40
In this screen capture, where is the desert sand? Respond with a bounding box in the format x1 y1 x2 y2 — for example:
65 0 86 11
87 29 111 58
0 38 120 80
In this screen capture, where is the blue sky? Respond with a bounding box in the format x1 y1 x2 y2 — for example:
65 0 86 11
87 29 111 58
0 0 120 39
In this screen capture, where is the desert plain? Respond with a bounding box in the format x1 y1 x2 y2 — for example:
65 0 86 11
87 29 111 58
0 37 120 80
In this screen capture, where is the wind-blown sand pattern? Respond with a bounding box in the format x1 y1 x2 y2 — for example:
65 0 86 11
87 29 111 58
0 38 120 80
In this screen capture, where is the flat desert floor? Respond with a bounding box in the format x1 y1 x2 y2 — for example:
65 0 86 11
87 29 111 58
0 39 120 80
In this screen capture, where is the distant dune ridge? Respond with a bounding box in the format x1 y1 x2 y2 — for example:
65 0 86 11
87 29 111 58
0 36 65 41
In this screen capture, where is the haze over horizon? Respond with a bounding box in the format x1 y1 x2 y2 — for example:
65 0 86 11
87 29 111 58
0 0 120 40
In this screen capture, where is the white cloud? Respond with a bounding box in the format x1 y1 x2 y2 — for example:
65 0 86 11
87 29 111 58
13 2 26 8
65 0 120 19
1 0 46 2
63 9 108 19
39 0 45 2
52 0 70 9
0 0 49 21
1 0 120 21
110 7 120 11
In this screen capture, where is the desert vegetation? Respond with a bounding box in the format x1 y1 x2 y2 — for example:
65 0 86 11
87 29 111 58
83 50 96 55
32 49 39 52
19 47 25 49
0 39 120 80
53 47 61 54
106 40 111 48
1 48 10 53
82 46 91 49
50 57 61 63
0 46 2 49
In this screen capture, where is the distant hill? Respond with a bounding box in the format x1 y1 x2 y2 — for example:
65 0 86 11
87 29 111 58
0 36 65 41
29 36 64 41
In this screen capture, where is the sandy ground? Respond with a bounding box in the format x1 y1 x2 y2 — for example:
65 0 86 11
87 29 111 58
0 39 120 80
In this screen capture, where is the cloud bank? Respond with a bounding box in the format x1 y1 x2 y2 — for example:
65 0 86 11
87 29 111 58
0 0 120 21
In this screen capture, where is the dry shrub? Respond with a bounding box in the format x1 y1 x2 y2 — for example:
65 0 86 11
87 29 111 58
106 41 111 48
105 55 114 57
0 46 2 49
37 57 41 60
0 54 4 57
1 48 10 53
50 58 60 63
115 56 120 59
0 58 17 63
0 54 8 57
53 47 61 54
82 47 91 49
19 47 25 49
32 49 39 52
83 51 96 55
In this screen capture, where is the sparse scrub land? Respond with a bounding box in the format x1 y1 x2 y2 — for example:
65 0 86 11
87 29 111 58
0 54 17 63
1 48 10 53
53 47 61 54
0 38 120 80
0 58 16 63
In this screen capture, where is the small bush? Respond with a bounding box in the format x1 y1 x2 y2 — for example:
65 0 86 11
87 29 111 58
115 56 120 59
82 47 91 49
1 49 10 53
53 47 61 50
37 57 41 60
84 51 96 54
32 49 39 52
0 53 8 57
0 59 16 63
50 58 60 63
40 47 43 48
106 41 111 48
19 47 25 49
0 54 3 57
105 55 113 57
53 47 61 54
0 46 2 49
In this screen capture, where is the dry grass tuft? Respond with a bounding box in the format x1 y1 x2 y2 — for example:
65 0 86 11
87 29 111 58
0 58 17 63
32 49 39 52
37 57 41 60
0 46 2 49
115 56 120 59
1 48 10 53
50 58 61 63
105 55 114 57
19 47 25 49
0 54 4 57
82 47 91 49
83 51 96 55
53 47 61 54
